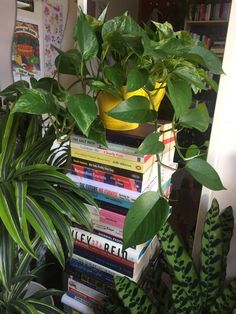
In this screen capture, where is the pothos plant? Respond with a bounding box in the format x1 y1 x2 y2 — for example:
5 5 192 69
97 199 236 314
1 8 225 251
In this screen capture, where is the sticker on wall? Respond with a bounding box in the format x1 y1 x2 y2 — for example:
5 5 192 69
12 20 41 81
42 0 64 77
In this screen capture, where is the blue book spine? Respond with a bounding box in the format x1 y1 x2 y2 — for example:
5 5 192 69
68 259 114 284
74 246 134 277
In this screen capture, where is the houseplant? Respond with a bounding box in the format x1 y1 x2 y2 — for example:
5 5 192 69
96 199 236 314
1 8 224 251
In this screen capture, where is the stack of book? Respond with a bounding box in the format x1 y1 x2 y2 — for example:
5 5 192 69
191 1 231 21
61 122 176 313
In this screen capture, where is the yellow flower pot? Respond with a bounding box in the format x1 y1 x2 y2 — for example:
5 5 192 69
98 83 166 131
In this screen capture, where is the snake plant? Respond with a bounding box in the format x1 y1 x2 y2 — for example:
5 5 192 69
100 199 236 314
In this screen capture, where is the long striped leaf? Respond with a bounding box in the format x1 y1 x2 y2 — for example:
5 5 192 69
219 206 234 286
114 276 157 314
27 299 64 314
0 114 19 178
200 198 222 308
0 184 34 257
25 196 65 267
42 202 73 257
209 279 236 314
22 116 42 153
59 190 92 230
13 300 39 314
159 223 201 311
26 288 63 300
0 113 8 153
14 164 58 178
0 222 15 291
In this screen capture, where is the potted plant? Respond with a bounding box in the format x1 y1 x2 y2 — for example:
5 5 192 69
1 8 224 253
96 199 236 314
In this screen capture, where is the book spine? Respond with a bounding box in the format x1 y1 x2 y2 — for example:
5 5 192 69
68 278 106 303
67 260 115 285
68 173 141 202
71 142 151 163
71 147 156 173
71 253 128 280
87 203 125 229
88 199 130 215
73 244 134 277
61 293 95 314
72 227 145 262
66 290 98 308
71 156 145 180
71 163 144 192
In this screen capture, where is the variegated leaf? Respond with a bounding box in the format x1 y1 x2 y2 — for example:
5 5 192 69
200 198 222 308
115 276 157 314
159 223 201 311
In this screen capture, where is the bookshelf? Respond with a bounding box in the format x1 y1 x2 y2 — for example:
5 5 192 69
185 1 231 58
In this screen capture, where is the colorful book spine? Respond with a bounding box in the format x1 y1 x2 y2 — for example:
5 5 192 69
70 253 128 282
71 163 156 193
70 141 152 163
72 227 148 262
71 147 156 173
62 293 94 314
68 173 158 202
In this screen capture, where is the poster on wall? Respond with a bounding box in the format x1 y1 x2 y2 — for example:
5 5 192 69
42 0 64 77
12 20 42 82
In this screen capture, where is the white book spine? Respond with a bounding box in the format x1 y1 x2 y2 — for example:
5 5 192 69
71 227 147 262
61 293 94 314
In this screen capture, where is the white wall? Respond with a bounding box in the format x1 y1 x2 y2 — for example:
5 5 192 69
0 0 16 89
193 1 236 280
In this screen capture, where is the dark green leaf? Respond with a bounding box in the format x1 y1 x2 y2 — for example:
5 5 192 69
36 78 66 100
28 299 64 313
173 66 206 90
187 45 223 74
74 10 98 60
210 279 236 313
67 94 98 136
104 65 125 88
126 68 148 92
167 79 192 118
13 300 38 314
12 89 58 115
114 276 157 314
87 118 107 147
137 133 164 155
198 69 218 93
0 80 29 96
185 158 225 190
179 104 210 132
55 49 84 76
123 194 169 249
185 144 200 159
90 80 123 99
107 96 157 123
27 288 63 300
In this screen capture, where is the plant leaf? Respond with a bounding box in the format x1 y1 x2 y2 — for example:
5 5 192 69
137 133 164 154
104 65 125 88
114 276 157 314
126 68 148 92
123 193 169 249
185 144 200 159
210 279 236 314
200 198 223 308
25 196 65 267
90 80 123 99
55 49 83 76
13 300 39 314
159 223 201 311
172 283 194 314
67 94 98 136
74 10 98 60
87 118 107 147
167 78 192 118
179 106 210 132
107 96 157 123
173 65 206 90
185 158 225 190
12 89 58 115
27 299 64 314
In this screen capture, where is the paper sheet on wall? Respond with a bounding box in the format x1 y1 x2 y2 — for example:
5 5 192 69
42 0 64 77
12 20 42 82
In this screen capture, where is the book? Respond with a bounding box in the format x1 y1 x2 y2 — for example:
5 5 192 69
68 173 159 203
73 235 159 281
62 293 94 314
71 147 156 173
82 177 173 209
71 162 157 193
72 227 149 262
